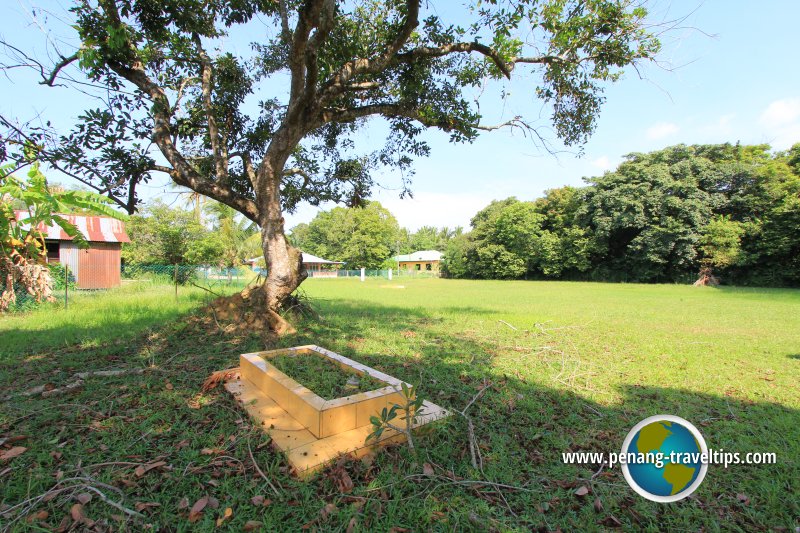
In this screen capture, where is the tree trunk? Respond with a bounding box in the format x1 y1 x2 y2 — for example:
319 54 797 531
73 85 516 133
258 161 307 334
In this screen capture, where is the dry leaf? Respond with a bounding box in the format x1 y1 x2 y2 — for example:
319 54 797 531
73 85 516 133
600 515 623 528
165 382 174 390
736 493 750 505
200 448 217 455
26 510 49 523
574 485 590 497
188 496 209 523
593 497 603 512
320 503 337 520
251 495 264 506
243 520 263 531
178 497 190 510
346 517 357 533
134 502 160 513
207 496 220 509
422 463 435 476
134 460 167 478
76 493 92 505
216 507 233 526
0 446 27 461
70 503 85 523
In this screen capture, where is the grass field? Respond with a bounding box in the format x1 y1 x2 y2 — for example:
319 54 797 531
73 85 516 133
1 278 798 531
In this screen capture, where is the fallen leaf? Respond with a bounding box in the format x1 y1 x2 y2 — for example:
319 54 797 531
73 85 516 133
188 496 209 523
243 521 263 531
320 502 337 520
600 515 623 528
0 447 27 461
176 440 190 449
200 448 219 455
70 503 85 523
736 493 751 505
134 502 160 513
594 497 603 512
423 463 435 476
26 510 49 523
134 460 167 478
76 493 92 505
251 495 264 506
178 497 190 510
574 485 590 497
216 507 233 526
346 517 357 533
165 382 174 390
207 496 220 509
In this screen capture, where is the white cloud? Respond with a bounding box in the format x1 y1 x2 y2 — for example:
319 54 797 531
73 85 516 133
591 155 615 171
376 191 489 231
758 98 800 150
759 98 800 129
645 122 680 140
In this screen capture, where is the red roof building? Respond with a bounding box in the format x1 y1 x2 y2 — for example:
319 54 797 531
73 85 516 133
14 210 130 289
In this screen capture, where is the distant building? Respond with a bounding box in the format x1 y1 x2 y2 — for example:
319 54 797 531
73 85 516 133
393 250 443 272
244 251 344 278
14 210 130 289
300 252 344 278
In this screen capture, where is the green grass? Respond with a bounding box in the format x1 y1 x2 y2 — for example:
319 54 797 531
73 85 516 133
0 279 249 356
269 352 385 400
1 277 798 531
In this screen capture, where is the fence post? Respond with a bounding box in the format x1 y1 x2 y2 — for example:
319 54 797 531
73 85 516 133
388 268 392 281
360 267 365 282
174 263 179 302
64 264 69 310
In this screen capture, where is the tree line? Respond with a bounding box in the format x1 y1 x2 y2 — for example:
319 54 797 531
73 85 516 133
443 143 800 286
288 202 462 269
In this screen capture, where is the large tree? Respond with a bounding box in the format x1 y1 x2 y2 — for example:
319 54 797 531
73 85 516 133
0 0 660 332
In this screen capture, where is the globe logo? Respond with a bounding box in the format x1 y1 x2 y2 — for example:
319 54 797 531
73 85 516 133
621 415 708 502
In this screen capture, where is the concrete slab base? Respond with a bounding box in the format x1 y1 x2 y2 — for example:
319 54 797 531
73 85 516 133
224 369 450 478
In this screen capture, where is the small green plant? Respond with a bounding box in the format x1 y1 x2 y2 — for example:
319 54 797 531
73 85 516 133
367 383 425 452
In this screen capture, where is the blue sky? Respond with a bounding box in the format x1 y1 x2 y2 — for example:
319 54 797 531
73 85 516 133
2 0 799 231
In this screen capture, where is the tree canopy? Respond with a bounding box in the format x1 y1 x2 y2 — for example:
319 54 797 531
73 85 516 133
444 143 800 286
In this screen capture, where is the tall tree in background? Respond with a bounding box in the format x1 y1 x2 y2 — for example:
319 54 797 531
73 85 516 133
0 0 661 332
291 201 399 269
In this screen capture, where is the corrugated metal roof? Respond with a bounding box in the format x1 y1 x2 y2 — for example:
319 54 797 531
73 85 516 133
13 210 130 243
393 250 443 262
301 251 343 264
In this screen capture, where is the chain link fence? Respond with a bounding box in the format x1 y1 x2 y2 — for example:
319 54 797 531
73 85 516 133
1 262 442 313
2 263 258 313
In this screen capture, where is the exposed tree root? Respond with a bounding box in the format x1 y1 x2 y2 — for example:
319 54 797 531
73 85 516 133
694 267 720 286
206 284 311 337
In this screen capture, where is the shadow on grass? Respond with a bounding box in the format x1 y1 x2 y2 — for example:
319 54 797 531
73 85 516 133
1 297 797 531
788 354 800 360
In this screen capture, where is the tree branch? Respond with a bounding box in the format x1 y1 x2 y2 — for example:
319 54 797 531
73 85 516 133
192 33 228 183
90 0 258 221
40 52 79 86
